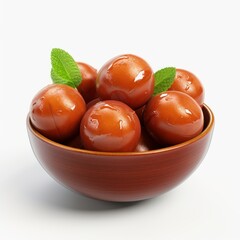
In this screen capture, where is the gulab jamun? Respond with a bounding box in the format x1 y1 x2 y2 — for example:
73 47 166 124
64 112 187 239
96 54 154 109
169 69 204 106
144 91 204 145
76 62 98 103
134 127 160 152
30 84 86 142
80 100 141 152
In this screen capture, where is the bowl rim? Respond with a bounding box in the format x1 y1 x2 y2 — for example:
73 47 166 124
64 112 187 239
27 103 214 156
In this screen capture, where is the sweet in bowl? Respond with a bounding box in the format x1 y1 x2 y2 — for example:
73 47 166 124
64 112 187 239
27 104 214 202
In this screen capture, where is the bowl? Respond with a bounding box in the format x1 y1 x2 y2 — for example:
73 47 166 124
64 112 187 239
27 104 214 202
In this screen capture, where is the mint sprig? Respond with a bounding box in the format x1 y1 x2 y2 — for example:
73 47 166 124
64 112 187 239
51 48 82 88
153 67 176 95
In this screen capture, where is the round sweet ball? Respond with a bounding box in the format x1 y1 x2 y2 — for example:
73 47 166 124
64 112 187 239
80 100 141 152
144 91 204 146
96 54 154 109
76 62 98 103
30 84 86 142
169 69 204 106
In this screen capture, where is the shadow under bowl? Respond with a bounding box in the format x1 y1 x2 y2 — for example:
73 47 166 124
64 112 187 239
27 104 214 202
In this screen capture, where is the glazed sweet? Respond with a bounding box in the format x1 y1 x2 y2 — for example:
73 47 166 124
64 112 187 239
64 134 83 149
86 97 100 109
169 69 204 106
80 100 141 152
135 127 160 152
76 62 98 103
144 91 204 145
30 84 86 142
96 54 154 109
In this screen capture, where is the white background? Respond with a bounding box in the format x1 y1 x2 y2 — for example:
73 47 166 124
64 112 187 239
1 0 240 239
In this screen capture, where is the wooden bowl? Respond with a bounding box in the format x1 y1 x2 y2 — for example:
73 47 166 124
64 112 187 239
27 104 214 202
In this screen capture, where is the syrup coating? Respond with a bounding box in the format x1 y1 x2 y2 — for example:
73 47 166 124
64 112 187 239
76 62 98 103
30 84 86 142
80 100 141 152
97 54 154 109
144 91 204 145
169 69 204 106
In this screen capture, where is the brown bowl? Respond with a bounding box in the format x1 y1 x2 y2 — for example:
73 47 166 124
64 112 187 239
27 104 214 202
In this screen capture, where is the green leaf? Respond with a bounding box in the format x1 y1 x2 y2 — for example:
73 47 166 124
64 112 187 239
154 67 176 95
51 48 82 88
51 69 75 88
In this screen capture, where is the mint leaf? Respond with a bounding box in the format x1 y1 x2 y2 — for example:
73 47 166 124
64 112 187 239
51 48 82 88
154 67 176 95
51 69 75 88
